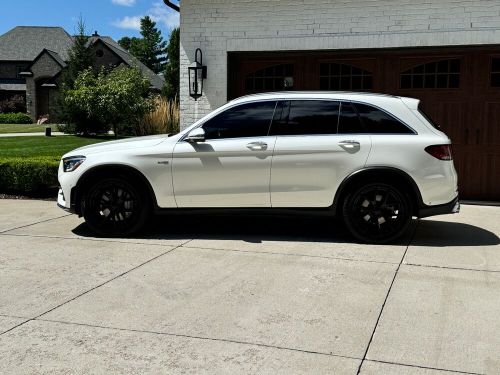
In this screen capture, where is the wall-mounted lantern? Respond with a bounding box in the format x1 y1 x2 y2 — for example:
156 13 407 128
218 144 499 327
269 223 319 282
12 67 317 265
188 48 207 100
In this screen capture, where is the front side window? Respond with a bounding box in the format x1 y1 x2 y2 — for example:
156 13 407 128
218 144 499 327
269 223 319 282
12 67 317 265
353 103 414 134
270 100 339 136
202 101 277 140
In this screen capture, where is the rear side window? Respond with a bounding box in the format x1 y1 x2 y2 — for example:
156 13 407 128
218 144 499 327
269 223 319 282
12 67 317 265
202 101 277 139
353 103 414 134
338 102 365 134
270 100 339 135
418 107 440 129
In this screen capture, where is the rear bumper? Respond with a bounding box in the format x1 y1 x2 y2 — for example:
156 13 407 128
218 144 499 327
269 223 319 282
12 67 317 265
418 196 460 218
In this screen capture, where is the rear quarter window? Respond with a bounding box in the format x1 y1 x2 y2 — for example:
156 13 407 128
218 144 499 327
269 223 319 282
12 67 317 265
353 102 414 134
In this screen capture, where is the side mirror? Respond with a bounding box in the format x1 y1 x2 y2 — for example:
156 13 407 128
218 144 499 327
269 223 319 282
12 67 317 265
186 128 205 143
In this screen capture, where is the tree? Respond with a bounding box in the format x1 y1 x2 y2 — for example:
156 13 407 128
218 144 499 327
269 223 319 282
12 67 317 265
62 67 153 136
58 17 95 127
118 36 143 59
140 16 167 73
162 27 179 100
64 17 94 86
117 16 167 74
118 36 132 51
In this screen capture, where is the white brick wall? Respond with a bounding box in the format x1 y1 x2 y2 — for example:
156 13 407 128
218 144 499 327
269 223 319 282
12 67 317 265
180 0 500 129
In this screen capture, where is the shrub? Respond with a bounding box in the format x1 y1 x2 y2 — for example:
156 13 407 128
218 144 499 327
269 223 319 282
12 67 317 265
0 157 59 192
0 112 32 124
0 95 26 114
136 96 179 136
60 66 152 136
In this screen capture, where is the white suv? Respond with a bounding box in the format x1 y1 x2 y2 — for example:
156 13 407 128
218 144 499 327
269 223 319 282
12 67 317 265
58 92 459 243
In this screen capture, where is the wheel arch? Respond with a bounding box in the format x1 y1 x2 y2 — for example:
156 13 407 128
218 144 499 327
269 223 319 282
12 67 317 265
72 164 158 216
332 167 423 216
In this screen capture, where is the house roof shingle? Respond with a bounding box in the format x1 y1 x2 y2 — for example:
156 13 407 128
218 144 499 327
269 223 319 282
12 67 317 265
0 26 164 90
89 36 165 90
0 26 73 61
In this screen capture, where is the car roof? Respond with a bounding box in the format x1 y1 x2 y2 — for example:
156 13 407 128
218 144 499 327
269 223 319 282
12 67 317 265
230 91 416 107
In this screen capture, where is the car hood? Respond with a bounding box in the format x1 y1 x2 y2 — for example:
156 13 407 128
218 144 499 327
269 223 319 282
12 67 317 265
63 135 169 158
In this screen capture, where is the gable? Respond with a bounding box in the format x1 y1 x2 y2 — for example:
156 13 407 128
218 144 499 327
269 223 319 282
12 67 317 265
30 51 64 79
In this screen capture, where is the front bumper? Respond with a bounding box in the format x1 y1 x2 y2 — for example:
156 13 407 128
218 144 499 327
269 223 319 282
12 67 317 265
57 188 76 214
418 196 460 218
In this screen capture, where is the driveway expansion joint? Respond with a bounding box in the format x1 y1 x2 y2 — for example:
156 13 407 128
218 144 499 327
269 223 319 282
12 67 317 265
31 318 361 362
0 240 192 336
0 318 32 335
364 359 485 375
403 262 500 274
356 220 419 375
0 232 187 248
181 244 401 265
0 214 71 235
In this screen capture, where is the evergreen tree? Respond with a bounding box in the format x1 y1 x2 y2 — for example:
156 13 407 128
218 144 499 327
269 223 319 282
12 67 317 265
118 36 143 58
118 36 132 51
58 17 95 129
118 16 167 74
162 27 179 100
65 17 94 86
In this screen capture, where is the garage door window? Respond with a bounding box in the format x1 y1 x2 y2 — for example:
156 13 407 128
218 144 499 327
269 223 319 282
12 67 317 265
244 64 294 92
400 59 460 89
491 58 500 87
270 100 340 135
319 63 373 90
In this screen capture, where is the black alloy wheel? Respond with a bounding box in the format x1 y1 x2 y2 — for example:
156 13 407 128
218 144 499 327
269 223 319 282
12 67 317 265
343 182 412 244
82 177 149 236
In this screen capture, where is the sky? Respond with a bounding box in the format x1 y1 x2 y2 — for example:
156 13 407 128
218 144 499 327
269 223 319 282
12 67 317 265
0 0 180 41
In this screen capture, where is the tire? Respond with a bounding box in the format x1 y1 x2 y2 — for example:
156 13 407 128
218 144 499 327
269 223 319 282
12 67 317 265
81 176 150 237
342 182 413 244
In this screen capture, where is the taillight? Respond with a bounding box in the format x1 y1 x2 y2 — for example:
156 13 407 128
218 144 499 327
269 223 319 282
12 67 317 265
425 144 453 160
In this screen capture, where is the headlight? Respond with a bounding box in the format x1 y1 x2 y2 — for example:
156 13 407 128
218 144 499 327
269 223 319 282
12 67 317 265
62 156 86 172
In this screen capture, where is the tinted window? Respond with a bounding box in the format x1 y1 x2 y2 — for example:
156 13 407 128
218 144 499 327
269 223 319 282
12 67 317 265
338 102 365 133
418 107 440 129
202 101 276 139
270 100 339 135
353 103 413 134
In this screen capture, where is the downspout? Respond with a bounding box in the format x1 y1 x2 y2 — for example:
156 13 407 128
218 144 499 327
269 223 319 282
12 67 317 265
163 0 180 12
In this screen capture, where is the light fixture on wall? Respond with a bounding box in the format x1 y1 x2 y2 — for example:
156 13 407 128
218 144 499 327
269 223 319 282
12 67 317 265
188 48 207 100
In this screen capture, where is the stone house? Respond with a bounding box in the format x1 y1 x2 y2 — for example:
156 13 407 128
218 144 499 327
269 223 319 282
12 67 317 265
0 26 164 122
178 0 500 200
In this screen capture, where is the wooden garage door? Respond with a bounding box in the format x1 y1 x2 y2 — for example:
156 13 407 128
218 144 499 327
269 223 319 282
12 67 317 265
228 47 500 201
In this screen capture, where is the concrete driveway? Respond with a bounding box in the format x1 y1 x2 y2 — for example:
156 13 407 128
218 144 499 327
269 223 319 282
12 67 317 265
0 199 499 374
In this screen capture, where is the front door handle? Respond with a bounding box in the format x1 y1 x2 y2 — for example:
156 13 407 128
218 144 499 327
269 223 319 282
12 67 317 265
247 142 268 151
338 140 360 149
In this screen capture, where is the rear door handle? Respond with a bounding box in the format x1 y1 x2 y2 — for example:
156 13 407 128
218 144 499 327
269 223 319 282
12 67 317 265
247 142 268 151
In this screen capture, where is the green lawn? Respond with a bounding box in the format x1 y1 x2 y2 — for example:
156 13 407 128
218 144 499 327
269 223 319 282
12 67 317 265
0 135 115 158
0 123 57 134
